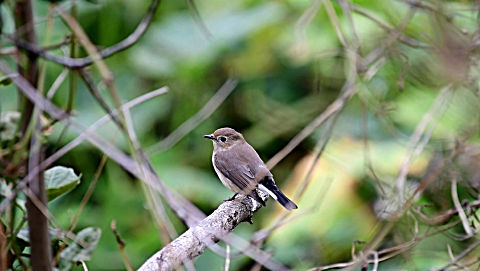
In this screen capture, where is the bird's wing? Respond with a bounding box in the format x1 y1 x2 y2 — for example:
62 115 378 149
214 143 270 193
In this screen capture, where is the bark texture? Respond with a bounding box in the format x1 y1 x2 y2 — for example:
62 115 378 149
138 193 264 271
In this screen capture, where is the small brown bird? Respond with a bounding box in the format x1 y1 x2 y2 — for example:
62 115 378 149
204 127 298 210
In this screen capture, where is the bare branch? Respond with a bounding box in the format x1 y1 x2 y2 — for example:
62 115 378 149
224 244 230 271
77 68 123 128
14 0 39 136
25 105 52 271
138 194 288 271
266 78 357 169
6 0 161 69
322 0 347 47
13 1 52 270
46 68 69 99
395 85 453 201
266 44 359 169
0 223 7 271
433 241 480 271
186 0 213 39
351 4 429 49
147 79 238 155
111 221 134 271
451 178 473 237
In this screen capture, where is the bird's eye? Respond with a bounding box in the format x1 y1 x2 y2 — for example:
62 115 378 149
218 136 227 142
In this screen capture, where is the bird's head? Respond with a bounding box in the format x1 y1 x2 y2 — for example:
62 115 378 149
204 127 245 150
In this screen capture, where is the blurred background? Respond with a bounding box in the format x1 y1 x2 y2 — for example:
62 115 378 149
1 0 480 270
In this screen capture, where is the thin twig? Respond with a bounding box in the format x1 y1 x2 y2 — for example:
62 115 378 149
338 0 360 50
0 223 6 271
69 153 109 232
322 0 347 47
125 105 194 270
111 221 134 271
351 4 429 49
309 218 465 270
147 79 238 155
266 80 357 169
186 0 213 39
80 261 89 271
77 68 123 128
293 0 321 56
224 244 231 271
57 8 113 82
46 68 69 99
361 7 417 68
0 36 70 55
371 251 379 271
434 240 480 271
451 178 473 237
6 0 161 69
395 85 453 202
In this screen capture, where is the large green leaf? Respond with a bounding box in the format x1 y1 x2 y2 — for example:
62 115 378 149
57 227 102 271
44 166 81 201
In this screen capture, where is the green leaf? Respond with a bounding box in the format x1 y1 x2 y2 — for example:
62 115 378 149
44 166 81 201
57 227 101 271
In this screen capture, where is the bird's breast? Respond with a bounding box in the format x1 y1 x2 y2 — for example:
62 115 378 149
212 153 242 193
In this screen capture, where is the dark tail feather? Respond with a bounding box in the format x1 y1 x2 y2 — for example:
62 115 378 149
260 177 298 211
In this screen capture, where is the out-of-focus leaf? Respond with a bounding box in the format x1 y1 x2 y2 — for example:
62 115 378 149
0 111 20 141
0 181 26 212
39 0 69 3
374 181 419 220
44 166 81 201
57 227 101 271
0 181 8 199
17 225 65 243
131 2 286 77
39 0 97 3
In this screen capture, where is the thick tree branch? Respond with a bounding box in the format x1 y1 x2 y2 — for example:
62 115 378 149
25 113 52 271
14 1 52 270
6 0 160 69
138 193 288 271
14 0 38 135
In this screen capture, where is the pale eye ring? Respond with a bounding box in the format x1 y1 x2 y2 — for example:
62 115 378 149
218 136 227 142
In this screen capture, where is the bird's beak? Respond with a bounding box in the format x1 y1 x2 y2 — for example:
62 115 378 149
204 134 215 140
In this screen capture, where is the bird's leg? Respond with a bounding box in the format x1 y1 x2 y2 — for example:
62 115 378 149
229 193 238 201
249 190 266 207
223 193 238 202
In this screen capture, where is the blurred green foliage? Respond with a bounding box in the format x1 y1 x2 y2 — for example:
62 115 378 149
2 0 480 270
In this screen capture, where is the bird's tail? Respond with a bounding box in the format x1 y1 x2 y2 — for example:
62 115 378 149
259 176 298 211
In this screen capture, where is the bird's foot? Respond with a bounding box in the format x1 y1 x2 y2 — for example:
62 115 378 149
223 193 238 203
241 216 254 224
